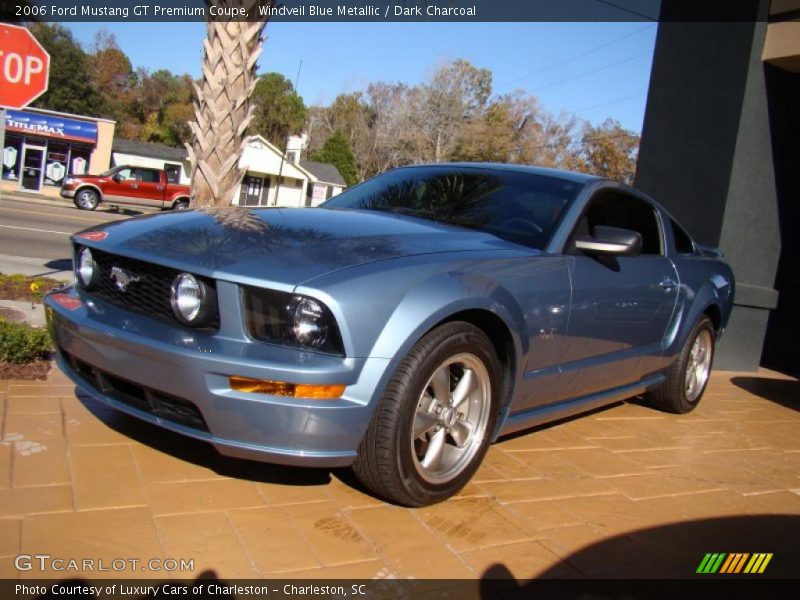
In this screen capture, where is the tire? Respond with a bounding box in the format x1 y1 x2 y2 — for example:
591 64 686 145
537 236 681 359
74 188 99 211
649 315 715 414
352 321 500 507
173 199 190 211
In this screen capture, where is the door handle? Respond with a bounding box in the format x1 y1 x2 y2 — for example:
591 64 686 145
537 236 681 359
130 183 138 189
659 278 678 292
156 185 164 191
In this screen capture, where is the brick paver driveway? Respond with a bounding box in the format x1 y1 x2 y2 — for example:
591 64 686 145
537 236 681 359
1 367 798 581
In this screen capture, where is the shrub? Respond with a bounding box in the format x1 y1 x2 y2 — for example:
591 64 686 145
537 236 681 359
0 319 53 364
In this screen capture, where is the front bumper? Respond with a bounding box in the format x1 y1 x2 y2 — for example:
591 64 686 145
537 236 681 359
60 188 76 199
46 287 391 467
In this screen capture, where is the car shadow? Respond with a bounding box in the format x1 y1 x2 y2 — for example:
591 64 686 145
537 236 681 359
73 389 332 487
479 515 799 596
25 516 799 598
43 258 72 272
105 205 148 216
731 376 799 412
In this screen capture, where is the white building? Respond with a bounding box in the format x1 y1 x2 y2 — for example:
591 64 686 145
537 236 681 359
111 139 191 185
239 134 346 207
110 135 346 207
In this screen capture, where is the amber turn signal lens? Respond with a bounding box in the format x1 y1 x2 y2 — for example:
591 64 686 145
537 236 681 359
229 376 345 399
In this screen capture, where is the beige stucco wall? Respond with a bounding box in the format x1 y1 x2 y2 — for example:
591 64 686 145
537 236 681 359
763 21 800 73
89 119 115 174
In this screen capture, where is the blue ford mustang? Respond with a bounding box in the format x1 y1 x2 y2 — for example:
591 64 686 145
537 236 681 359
46 164 734 506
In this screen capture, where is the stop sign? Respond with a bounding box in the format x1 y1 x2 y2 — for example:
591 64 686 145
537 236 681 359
0 23 50 109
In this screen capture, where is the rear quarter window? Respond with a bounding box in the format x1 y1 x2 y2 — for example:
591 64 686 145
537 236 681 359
671 219 696 255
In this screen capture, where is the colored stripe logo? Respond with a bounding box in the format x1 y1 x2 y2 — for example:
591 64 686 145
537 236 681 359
697 553 773 574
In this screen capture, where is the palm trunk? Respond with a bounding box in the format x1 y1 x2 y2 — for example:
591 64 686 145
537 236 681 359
187 6 267 208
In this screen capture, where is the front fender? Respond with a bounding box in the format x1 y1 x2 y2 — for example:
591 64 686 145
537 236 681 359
74 183 104 200
368 270 527 363
294 252 532 407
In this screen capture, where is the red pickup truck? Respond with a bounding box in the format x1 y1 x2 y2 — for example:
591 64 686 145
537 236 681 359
60 165 192 211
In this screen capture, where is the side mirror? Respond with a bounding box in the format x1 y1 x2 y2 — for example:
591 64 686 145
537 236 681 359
575 225 642 257
111 173 122 183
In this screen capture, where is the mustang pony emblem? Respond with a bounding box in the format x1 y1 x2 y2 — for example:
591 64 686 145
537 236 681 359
110 267 141 291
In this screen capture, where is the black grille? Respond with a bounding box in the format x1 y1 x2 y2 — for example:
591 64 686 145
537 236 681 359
82 247 219 330
62 348 209 432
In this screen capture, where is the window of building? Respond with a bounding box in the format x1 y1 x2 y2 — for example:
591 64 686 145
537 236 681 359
44 142 70 187
2 137 22 181
69 147 91 176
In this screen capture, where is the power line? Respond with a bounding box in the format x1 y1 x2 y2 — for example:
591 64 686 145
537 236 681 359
528 50 651 93
536 131 641 150
571 92 645 115
495 24 655 90
593 0 659 21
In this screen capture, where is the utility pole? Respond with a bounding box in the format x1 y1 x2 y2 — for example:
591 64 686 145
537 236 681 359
273 59 303 206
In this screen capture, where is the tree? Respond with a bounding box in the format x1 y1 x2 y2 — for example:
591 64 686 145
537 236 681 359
250 72 306 147
303 57 641 183
130 69 195 146
188 4 269 208
88 30 137 123
310 130 358 187
575 118 640 184
28 23 104 116
418 59 493 162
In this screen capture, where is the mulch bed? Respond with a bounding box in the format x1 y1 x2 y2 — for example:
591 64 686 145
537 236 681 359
0 359 52 380
0 274 64 302
0 275 62 380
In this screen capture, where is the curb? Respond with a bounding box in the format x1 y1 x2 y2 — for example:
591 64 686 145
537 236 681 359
0 191 71 208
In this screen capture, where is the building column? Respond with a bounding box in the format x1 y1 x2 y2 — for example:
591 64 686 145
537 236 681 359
635 0 779 371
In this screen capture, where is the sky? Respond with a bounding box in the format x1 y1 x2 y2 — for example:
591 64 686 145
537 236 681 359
65 21 657 133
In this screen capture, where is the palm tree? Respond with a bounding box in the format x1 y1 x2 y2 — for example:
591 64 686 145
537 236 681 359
187 3 271 207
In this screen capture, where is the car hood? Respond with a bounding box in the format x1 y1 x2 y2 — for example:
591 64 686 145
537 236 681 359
73 207 536 289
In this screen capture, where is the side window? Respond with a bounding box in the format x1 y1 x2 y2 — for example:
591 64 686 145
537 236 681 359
671 219 695 254
140 169 160 183
164 164 182 184
575 193 663 255
116 168 134 181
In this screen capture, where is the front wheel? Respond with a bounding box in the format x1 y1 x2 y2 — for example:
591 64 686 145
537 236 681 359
74 189 99 211
352 322 500 506
649 315 715 414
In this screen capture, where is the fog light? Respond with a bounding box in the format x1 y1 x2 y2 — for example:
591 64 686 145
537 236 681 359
230 376 345 399
170 273 216 327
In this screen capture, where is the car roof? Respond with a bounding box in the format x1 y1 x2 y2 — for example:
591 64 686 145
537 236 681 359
394 162 602 185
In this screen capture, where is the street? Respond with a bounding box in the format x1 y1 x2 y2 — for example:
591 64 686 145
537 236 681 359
0 195 142 280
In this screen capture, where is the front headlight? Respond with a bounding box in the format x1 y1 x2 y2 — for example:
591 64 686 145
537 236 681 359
170 272 217 327
243 287 344 355
63 178 75 186
75 246 99 289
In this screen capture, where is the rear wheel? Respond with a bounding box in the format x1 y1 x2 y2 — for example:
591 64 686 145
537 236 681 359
173 199 190 211
352 321 499 506
74 188 99 211
649 315 715 414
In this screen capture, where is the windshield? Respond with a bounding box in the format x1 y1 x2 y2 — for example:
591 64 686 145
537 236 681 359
322 166 583 249
98 166 125 177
